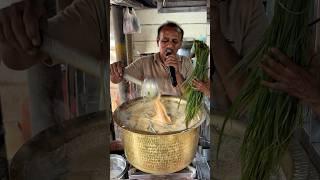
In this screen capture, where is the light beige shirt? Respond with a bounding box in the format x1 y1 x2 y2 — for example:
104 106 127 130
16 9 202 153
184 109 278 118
213 0 268 113
125 52 193 96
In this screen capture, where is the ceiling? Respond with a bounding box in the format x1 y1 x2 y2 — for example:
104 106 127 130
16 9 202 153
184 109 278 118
110 0 208 9
110 0 157 9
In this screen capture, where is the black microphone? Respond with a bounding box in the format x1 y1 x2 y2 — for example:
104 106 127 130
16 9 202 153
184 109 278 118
165 49 177 87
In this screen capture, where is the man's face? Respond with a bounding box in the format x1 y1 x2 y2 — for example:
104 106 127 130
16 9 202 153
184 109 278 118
157 27 182 60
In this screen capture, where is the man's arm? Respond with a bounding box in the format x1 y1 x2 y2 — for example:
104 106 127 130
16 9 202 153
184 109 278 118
0 0 101 70
164 54 192 94
0 0 48 69
175 70 184 87
212 0 268 102
46 0 101 60
111 61 125 84
178 56 198 95
213 31 243 101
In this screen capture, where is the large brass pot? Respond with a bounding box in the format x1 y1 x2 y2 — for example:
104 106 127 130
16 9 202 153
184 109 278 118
113 95 206 174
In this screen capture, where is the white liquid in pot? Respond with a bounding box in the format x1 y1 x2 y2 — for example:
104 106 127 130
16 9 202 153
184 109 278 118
117 97 202 133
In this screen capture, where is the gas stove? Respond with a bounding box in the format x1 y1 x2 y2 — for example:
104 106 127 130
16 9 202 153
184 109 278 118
128 165 197 180
113 146 210 180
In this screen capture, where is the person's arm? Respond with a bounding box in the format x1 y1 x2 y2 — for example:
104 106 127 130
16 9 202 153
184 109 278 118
164 54 187 93
110 61 125 84
192 79 210 97
1 0 101 70
174 69 184 87
175 56 195 94
212 0 268 102
46 0 101 59
110 59 143 85
212 1 241 102
260 48 320 116
0 0 48 70
120 57 144 84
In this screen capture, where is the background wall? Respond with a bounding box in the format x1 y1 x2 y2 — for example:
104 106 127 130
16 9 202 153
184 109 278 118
132 9 210 59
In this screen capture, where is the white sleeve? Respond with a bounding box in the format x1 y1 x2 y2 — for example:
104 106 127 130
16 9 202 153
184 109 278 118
0 0 23 9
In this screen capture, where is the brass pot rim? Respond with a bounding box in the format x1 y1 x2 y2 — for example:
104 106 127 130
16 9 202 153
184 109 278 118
113 95 207 135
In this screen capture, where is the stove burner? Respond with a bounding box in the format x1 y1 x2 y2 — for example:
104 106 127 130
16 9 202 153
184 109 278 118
128 165 196 180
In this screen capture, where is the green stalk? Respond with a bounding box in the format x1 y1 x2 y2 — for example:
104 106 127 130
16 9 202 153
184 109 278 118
216 0 314 179
183 40 209 127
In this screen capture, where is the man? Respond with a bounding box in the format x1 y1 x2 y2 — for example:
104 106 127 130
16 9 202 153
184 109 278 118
110 21 193 96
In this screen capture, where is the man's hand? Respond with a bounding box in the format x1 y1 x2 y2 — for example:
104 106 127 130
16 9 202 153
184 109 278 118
260 48 320 113
192 79 210 97
0 0 45 52
165 54 185 87
164 54 180 73
0 0 47 70
110 61 125 84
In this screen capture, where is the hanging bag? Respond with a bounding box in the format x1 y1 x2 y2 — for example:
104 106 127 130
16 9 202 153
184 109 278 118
123 7 141 34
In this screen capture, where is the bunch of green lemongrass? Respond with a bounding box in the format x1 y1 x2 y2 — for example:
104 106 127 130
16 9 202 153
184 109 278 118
217 0 313 179
182 40 209 128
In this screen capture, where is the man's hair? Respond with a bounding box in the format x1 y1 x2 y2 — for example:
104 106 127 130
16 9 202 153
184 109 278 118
157 21 184 40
